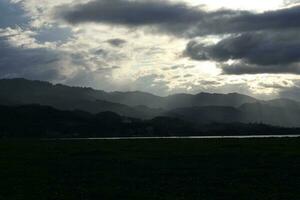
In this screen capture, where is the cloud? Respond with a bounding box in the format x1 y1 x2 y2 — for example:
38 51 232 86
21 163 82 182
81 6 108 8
57 0 205 26
185 32 300 74
56 0 240 37
0 27 124 89
199 80 221 86
0 28 80 81
162 65 183 71
57 0 300 76
259 82 291 90
183 74 193 78
57 1 300 37
2 0 300 99
186 32 300 65
106 38 127 47
222 63 300 75
284 0 300 5
194 5 300 36
0 38 62 80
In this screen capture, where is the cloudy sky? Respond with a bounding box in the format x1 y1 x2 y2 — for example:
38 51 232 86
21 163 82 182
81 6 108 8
1 0 300 99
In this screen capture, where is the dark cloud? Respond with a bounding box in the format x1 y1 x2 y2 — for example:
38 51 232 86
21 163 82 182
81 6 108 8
181 5 300 75
184 41 210 60
57 0 205 26
186 32 300 65
0 33 119 85
0 35 66 81
185 32 300 74
106 38 127 47
56 0 240 37
194 5 300 36
57 1 300 37
222 63 300 75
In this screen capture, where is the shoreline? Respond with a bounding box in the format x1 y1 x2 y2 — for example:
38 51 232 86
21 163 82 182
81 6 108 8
50 135 300 140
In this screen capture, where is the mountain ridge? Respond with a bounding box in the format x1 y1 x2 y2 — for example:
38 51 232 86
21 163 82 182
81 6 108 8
0 78 260 107
1 104 300 138
1 78 300 127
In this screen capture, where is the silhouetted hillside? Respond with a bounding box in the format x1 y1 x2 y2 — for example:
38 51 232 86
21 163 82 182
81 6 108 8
167 106 245 124
0 79 161 119
0 78 257 109
165 101 300 127
1 78 300 127
239 101 300 127
0 105 299 138
95 91 258 109
0 105 194 138
163 92 257 109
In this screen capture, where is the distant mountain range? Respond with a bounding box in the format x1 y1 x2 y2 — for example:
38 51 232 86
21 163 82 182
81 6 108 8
1 104 299 138
1 78 300 128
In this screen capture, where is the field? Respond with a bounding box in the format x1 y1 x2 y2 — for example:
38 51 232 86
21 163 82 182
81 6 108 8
0 138 300 200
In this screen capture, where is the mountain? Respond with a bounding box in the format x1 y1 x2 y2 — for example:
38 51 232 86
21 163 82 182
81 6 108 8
95 91 165 108
166 99 300 127
0 104 196 138
239 100 300 127
163 92 257 109
0 78 257 109
1 78 300 127
1 104 299 138
167 106 245 124
0 78 161 119
91 91 258 109
0 78 257 119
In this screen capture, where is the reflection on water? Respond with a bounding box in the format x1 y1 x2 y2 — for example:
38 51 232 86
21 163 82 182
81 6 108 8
55 135 300 140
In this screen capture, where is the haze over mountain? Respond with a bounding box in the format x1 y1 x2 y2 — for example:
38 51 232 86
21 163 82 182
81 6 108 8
0 78 258 109
1 78 300 127
2 104 299 138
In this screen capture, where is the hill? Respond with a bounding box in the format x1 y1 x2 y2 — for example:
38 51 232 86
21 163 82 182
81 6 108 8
0 105 299 138
1 78 300 127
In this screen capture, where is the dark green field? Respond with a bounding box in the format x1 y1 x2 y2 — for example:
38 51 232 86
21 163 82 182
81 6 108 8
0 138 300 200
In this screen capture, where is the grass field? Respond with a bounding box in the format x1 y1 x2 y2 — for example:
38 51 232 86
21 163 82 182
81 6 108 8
0 138 300 200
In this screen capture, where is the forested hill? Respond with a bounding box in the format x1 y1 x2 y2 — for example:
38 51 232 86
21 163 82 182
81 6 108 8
0 105 299 138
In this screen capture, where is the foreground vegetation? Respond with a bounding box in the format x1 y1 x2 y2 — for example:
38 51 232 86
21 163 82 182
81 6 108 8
0 138 299 200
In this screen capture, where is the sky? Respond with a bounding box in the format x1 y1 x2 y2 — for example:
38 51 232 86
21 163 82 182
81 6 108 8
1 0 300 100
